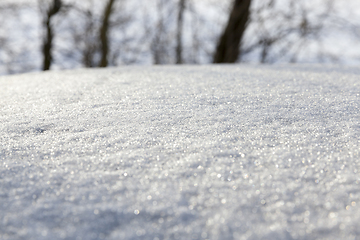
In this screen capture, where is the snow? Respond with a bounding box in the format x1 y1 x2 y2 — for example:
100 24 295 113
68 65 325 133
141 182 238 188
1 64 360 240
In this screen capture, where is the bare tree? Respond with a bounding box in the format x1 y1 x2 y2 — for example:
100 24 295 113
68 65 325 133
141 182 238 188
64 0 131 68
99 0 116 67
176 0 186 64
39 0 62 71
213 0 251 63
151 0 168 64
239 0 338 64
81 8 98 68
65 2 99 68
149 0 178 64
2 0 359 74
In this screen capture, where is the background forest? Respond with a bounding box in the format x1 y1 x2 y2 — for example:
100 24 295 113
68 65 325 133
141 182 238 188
0 0 360 75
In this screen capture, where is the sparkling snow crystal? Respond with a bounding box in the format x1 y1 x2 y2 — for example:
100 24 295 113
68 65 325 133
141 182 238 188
1 65 360 239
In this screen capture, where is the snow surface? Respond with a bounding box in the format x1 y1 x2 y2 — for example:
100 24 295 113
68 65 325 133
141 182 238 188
1 65 360 240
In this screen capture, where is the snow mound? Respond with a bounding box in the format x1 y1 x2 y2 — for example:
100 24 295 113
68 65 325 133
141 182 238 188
1 65 360 240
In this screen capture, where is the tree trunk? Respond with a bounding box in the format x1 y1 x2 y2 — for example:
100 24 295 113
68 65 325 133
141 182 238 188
176 0 185 64
151 0 165 65
99 0 116 68
213 0 251 63
42 0 62 71
83 10 96 68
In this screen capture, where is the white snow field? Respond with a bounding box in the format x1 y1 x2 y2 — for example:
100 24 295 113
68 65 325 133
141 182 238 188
1 65 360 240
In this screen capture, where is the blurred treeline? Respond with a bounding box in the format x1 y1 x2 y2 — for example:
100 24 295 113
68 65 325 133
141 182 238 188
0 0 359 75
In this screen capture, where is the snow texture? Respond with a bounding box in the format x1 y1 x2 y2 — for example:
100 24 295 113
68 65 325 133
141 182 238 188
1 65 360 240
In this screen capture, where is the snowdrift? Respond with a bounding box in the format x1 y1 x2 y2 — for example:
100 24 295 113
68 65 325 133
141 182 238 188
1 65 360 239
